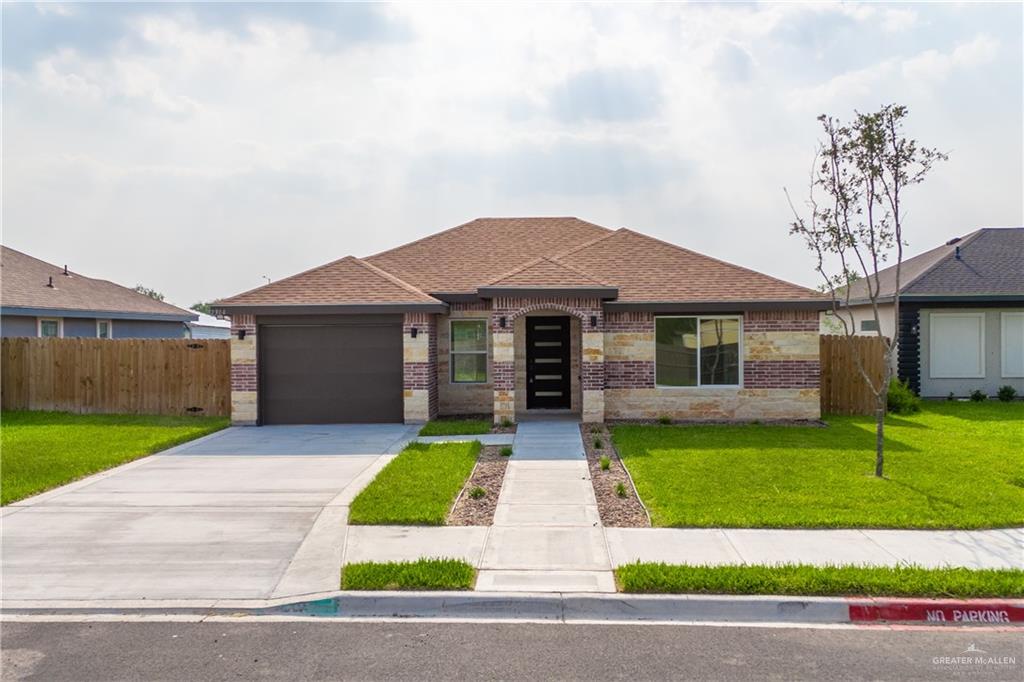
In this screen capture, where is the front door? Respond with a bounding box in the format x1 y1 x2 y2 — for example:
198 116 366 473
526 316 571 409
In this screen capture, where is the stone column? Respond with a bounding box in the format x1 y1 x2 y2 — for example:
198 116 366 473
492 313 515 424
582 329 605 423
230 314 257 425
403 313 437 423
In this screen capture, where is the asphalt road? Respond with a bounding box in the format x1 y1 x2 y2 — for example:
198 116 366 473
2 621 1021 681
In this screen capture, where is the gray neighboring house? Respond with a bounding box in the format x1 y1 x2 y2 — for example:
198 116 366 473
1 246 196 338
826 228 1023 398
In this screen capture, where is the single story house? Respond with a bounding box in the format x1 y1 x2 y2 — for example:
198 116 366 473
824 228 1023 398
1 246 196 338
214 217 828 425
186 310 232 339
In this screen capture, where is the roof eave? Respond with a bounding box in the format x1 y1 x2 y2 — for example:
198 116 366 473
0 306 197 322
604 299 832 312
210 302 450 316
477 286 619 300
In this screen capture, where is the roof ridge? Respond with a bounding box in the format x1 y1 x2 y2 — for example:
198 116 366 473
216 254 359 304
353 257 439 301
900 228 987 291
549 228 623 260
484 256 611 287
363 217 483 262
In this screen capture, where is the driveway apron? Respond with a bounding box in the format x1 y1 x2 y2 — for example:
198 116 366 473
1 425 416 601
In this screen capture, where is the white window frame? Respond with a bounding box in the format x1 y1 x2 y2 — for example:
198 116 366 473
37 317 63 338
655 315 743 389
1000 312 1024 378
929 312 985 379
96 319 113 339
449 318 489 384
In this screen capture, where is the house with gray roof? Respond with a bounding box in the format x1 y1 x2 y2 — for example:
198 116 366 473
1 246 196 339
823 228 1023 398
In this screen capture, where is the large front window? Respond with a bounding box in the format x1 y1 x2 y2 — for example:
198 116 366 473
655 316 741 387
450 319 488 383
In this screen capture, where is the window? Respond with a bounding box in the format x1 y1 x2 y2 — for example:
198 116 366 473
655 316 741 387
929 313 984 378
450 319 488 383
97 320 112 339
860 319 879 332
1001 312 1024 378
38 318 62 338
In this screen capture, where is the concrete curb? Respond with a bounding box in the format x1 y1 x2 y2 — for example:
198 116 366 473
3 593 1021 626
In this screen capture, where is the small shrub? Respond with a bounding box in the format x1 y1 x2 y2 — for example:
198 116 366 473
886 379 921 414
468 486 486 500
997 385 1018 402
600 456 611 471
500 417 513 429
947 392 956 401
750 419 762 426
591 425 602 434
615 482 628 498
499 446 513 457
970 389 987 402
658 415 672 425
593 437 603 449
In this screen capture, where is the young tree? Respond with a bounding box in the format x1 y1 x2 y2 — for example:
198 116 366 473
133 285 165 302
786 104 946 477
190 302 213 315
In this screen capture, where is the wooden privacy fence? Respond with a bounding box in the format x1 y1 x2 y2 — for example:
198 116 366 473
819 334 889 416
1 338 230 417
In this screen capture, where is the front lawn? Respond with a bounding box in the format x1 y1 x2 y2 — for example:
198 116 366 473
348 441 480 525
616 563 1024 598
612 402 1024 529
418 418 492 437
0 411 228 505
342 559 476 590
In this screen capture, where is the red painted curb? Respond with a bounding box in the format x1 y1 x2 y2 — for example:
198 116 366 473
849 600 1024 625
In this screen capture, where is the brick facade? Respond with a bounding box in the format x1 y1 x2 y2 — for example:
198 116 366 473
403 313 438 422
230 314 257 425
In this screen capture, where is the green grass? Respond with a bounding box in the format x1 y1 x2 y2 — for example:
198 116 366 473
616 563 1024 598
342 559 476 590
612 402 1024 529
0 411 228 505
348 441 480 525
418 419 491 436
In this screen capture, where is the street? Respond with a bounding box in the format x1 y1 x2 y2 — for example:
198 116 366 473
2 621 1020 681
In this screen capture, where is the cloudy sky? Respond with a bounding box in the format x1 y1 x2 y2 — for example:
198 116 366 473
3 2 1021 307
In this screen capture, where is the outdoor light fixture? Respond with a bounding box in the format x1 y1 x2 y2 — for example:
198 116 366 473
590 315 598 328
499 316 507 328
411 327 418 338
237 329 246 340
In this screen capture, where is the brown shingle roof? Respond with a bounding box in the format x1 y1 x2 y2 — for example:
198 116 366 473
555 229 821 302
484 257 612 288
0 246 195 318
365 217 612 293
217 256 441 306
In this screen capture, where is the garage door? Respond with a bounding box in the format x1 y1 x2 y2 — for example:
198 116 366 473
258 315 404 424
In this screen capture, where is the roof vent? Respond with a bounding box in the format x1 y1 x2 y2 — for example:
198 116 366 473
945 237 962 245
46 276 55 288
955 246 962 260
63 264 71 277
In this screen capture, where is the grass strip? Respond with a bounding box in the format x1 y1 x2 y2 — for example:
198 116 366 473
418 419 492 436
342 559 476 590
616 563 1024 598
348 440 480 525
1 411 228 505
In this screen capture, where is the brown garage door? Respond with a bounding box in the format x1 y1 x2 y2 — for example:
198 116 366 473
258 315 404 424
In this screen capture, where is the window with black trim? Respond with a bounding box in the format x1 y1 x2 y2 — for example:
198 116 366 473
450 319 488 383
655 316 742 387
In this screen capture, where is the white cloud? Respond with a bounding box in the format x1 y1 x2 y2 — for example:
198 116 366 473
902 34 1000 82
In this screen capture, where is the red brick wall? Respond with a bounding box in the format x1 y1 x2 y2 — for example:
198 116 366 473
230 314 256 393
403 313 438 418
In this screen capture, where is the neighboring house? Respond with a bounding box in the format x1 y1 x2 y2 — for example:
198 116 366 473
827 228 1023 398
214 217 828 425
1 246 196 338
186 310 232 339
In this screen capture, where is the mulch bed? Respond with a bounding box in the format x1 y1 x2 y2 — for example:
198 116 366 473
608 418 827 428
447 445 509 526
581 424 650 527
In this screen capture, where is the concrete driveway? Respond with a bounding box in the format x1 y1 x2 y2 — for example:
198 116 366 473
1 424 416 602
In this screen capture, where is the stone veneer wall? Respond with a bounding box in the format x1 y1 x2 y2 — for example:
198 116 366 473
230 314 257 425
403 313 438 423
603 309 820 420
437 301 493 416
491 296 605 423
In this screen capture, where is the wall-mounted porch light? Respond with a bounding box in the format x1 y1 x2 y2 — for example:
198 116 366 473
499 316 507 328
410 327 418 338
237 328 246 340
590 315 598 328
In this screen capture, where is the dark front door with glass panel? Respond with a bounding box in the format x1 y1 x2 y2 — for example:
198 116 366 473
526 316 571 409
